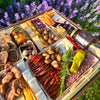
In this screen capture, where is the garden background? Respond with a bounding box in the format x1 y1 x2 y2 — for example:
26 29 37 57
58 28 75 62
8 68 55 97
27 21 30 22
0 0 100 99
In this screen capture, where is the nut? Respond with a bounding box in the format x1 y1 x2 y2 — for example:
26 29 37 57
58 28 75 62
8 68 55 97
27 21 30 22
48 38 54 44
45 59 52 64
47 50 55 54
43 35 48 41
42 52 48 56
53 63 59 68
51 60 59 68
51 34 55 39
56 54 62 62
45 54 50 59
49 46 55 51
51 54 55 60
42 43 49 48
55 54 58 58
55 48 59 53
59 53 63 56
54 36 59 41
22 50 29 56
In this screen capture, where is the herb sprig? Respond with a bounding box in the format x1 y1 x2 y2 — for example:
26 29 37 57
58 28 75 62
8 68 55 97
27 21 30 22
59 48 74 96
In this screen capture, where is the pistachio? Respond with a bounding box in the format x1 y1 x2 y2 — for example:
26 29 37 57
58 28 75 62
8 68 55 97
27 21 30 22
51 34 55 39
42 52 48 56
54 36 59 41
50 54 55 60
48 38 54 44
43 35 48 41
45 54 50 59
45 59 52 64
55 48 59 53
56 54 62 62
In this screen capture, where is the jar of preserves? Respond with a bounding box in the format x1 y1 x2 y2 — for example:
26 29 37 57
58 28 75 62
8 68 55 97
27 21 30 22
10 26 30 45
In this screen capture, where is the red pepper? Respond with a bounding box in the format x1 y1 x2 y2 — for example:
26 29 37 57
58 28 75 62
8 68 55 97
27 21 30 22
55 74 60 82
66 36 81 50
13 32 17 36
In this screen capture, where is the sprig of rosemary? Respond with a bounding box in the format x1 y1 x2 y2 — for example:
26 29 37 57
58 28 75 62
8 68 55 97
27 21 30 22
59 48 74 96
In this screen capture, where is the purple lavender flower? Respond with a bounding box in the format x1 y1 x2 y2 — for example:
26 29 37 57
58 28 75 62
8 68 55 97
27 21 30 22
92 33 99 36
30 1 37 14
84 13 91 18
89 15 98 23
15 13 20 21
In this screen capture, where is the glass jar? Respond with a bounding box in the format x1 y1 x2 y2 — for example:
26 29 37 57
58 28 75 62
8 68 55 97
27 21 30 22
10 26 30 46
72 30 94 47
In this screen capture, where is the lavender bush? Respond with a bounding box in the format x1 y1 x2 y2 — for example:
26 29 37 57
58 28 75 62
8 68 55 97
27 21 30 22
0 0 100 39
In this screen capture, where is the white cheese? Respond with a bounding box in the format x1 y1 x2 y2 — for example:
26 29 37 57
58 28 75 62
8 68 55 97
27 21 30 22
30 31 36 37
26 27 33 33
32 35 43 51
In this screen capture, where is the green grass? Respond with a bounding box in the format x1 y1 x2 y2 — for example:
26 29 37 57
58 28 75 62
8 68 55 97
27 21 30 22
78 77 100 100
0 0 35 9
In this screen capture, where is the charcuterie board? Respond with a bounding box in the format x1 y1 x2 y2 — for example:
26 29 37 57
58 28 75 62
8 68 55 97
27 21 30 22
0 8 100 100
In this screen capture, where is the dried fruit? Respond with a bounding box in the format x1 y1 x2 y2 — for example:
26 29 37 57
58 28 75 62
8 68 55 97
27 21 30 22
43 35 48 41
42 43 49 48
48 38 54 44
51 34 55 39
54 36 59 41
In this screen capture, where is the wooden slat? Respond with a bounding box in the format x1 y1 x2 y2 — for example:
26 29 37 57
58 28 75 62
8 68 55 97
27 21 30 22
72 72 100 100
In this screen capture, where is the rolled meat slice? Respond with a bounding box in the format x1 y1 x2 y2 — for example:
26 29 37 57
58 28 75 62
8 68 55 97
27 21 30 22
11 66 22 79
2 72 14 84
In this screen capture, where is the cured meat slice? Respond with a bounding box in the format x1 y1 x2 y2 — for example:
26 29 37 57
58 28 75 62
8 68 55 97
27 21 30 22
45 77 55 90
0 51 8 66
44 75 53 87
2 33 12 42
7 41 16 49
11 67 22 79
12 79 23 96
0 41 9 51
2 72 14 84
